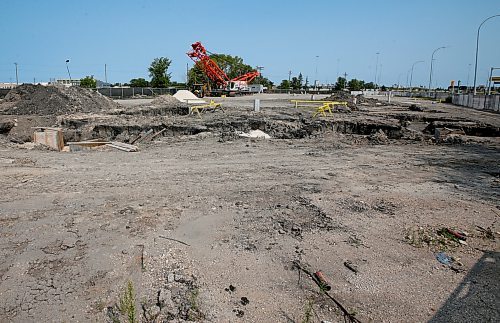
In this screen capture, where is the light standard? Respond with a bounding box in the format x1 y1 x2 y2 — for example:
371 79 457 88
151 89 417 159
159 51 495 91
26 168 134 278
409 60 424 97
374 52 380 87
14 63 19 85
65 59 72 83
466 63 472 92
314 55 319 90
428 46 446 94
473 14 500 95
336 58 340 79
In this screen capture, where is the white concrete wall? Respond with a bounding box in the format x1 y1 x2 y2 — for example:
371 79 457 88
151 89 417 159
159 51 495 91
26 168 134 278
452 94 500 112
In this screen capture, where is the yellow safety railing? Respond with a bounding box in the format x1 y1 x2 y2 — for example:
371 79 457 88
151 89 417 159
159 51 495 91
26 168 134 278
190 100 223 118
290 100 348 117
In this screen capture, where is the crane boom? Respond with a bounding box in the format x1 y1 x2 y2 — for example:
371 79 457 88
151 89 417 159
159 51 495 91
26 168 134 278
187 41 260 92
187 42 230 87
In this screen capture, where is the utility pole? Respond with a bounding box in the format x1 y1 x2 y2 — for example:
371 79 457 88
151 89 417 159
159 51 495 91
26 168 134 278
374 52 380 87
288 70 292 82
105 64 108 84
343 72 348 91
14 63 19 85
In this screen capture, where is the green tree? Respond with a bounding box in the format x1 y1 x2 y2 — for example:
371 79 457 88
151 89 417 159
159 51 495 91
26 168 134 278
290 77 301 90
129 78 149 87
298 73 304 88
80 76 96 88
364 82 375 89
348 79 365 91
254 75 274 88
334 77 347 91
304 76 309 89
149 57 171 88
279 80 291 89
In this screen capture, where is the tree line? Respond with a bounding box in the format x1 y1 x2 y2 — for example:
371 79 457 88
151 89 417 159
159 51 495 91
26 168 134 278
277 75 378 91
79 54 273 89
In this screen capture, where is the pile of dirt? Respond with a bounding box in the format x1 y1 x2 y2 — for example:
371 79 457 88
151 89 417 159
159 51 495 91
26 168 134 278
147 94 190 115
150 94 188 107
0 84 120 115
323 92 380 109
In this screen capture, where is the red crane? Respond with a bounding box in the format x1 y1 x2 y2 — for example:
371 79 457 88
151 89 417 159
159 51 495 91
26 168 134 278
187 41 260 92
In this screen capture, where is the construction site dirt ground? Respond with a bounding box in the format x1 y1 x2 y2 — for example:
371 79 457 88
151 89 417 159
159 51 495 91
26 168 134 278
1 94 499 322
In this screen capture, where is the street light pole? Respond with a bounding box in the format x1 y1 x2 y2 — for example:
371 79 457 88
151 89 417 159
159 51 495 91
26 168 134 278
428 46 446 93
65 59 72 83
409 60 424 97
473 14 500 95
14 63 19 85
314 55 319 90
374 52 380 87
466 63 472 92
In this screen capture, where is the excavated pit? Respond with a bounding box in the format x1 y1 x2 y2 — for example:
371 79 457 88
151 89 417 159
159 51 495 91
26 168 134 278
57 115 406 142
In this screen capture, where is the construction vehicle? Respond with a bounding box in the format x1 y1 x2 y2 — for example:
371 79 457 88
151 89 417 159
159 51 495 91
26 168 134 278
187 41 260 96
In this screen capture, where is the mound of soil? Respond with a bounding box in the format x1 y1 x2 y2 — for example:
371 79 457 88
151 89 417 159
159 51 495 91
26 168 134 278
150 95 187 107
323 92 380 109
0 84 120 115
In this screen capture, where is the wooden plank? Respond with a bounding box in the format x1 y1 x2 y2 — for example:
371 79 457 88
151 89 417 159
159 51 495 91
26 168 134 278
149 128 167 141
106 142 139 152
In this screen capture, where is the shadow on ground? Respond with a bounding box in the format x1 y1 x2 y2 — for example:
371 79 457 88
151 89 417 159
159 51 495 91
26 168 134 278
428 251 500 322
421 144 500 203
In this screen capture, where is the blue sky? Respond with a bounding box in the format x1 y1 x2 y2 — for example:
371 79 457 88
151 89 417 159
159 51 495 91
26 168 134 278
1 0 499 88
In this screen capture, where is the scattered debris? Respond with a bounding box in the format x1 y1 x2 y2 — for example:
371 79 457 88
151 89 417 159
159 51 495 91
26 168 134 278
131 129 154 144
434 127 466 143
368 129 389 144
225 285 236 293
158 235 190 246
67 141 110 152
313 271 332 291
293 260 361 323
405 226 465 250
409 104 423 112
436 252 453 266
233 309 245 317
476 225 496 240
240 297 249 306
237 129 271 139
344 261 359 274
67 140 138 152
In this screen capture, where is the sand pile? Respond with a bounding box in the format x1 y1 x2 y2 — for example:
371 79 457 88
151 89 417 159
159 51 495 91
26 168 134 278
0 84 120 115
